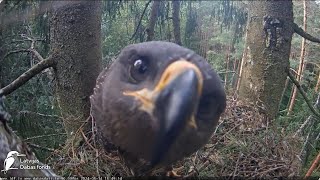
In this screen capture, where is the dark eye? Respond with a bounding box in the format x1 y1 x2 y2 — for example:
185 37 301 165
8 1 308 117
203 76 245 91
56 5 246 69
129 58 149 82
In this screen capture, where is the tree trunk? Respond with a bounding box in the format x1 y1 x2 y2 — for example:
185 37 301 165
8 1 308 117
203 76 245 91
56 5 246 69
172 0 182 45
0 27 4 88
232 58 238 89
315 72 320 92
238 1 294 119
166 2 172 42
287 0 307 115
0 0 6 88
225 46 230 89
280 77 289 105
146 1 160 41
236 26 249 93
50 1 102 137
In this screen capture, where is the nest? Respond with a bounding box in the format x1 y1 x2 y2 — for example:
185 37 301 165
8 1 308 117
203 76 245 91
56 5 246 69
48 96 303 178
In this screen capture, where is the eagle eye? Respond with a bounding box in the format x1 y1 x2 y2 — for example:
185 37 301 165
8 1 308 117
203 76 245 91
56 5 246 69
129 58 149 83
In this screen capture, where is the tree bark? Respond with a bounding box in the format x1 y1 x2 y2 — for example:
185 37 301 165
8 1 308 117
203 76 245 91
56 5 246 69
224 46 230 89
172 0 182 45
146 1 160 41
236 25 249 93
166 2 172 42
238 1 294 119
287 0 307 115
0 0 6 88
50 1 102 137
315 72 320 92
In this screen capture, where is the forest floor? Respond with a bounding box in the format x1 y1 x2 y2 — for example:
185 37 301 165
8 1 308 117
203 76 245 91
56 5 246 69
49 96 304 178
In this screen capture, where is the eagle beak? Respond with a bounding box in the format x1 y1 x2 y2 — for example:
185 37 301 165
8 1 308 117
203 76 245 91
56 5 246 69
123 60 203 166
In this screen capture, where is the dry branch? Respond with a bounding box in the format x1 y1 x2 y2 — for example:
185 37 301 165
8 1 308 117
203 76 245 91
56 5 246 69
27 142 55 152
130 0 152 40
18 110 62 119
0 33 55 96
304 151 320 178
11 38 44 44
3 49 33 60
293 22 320 43
183 160 210 178
288 6 308 115
287 70 320 119
25 133 67 141
3 34 46 62
294 93 320 137
0 56 55 96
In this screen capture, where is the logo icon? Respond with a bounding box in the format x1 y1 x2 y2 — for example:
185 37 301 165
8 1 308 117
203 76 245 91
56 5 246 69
1 151 26 174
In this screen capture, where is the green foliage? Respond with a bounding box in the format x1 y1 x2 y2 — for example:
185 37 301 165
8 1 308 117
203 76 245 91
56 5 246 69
183 2 198 48
281 4 320 164
1 1 65 162
207 51 225 71
281 5 320 169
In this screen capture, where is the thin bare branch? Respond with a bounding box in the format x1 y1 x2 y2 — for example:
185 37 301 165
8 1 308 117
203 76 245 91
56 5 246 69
293 22 320 43
0 56 55 96
3 49 32 60
11 38 44 44
294 93 320 137
18 110 62 119
288 7 308 115
3 48 45 61
287 70 320 119
183 160 210 178
130 0 152 40
29 48 45 61
25 133 67 141
304 150 320 178
21 34 38 49
27 142 55 152
218 71 237 75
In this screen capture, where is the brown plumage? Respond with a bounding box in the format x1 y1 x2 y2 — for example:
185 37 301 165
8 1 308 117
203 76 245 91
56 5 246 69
90 41 226 174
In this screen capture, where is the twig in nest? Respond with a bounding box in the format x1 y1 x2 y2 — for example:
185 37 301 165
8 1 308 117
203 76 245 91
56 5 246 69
214 122 243 145
183 160 210 178
254 165 285 177
69 116 91 159
213 117 229 135
232 152 243 178
90 109 100 177
80 129 96 151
